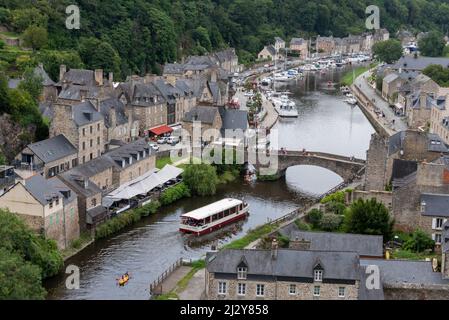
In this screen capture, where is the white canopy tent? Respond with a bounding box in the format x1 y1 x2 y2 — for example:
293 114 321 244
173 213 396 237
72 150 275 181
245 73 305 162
102 165 184 207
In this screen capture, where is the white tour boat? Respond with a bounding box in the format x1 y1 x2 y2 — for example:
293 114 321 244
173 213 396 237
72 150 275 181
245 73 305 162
180 198 249 236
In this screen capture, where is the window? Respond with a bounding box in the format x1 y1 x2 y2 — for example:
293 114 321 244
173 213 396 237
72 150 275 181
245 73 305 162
49 216 53 226
82 156 86 164
314 286 321 297
238 283 246 296
97 123 101 131
83 128 86 136
90 126 93 134
289 284 296 295
434 233 442 244
97 137 101 145
256 284 265 297
55 198 59 206
90 139 93 147
91 198 97 207
90 153 93 160
49 201 53 209
436 218 444 230
237 267 247 280
218 282 227 295
338 287 346 298
314 270 323 282
82 142 86 150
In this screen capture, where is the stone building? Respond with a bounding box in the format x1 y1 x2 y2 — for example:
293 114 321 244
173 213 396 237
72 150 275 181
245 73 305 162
430 93 449 145
99 97 139 149
51 101 105 164
213 49 240 73
205 246 373 300
117 81 167 136
58 155 115 231
315 36 335 55
258 45 281 61
0 166 15 196
182 106 223 144
443 221 449 279
34 63 58 102
290 38 309 59
382 73 405 103
14 134 78 179
0 174 80 249
274 37 286 52
364 131 447 191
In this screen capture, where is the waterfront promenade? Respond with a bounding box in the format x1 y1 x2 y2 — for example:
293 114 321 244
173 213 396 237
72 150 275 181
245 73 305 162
352 70 407 137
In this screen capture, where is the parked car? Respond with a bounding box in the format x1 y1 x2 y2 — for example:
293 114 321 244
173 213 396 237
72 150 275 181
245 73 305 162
149 143 159 151
157 137 168 144
167 136 180 145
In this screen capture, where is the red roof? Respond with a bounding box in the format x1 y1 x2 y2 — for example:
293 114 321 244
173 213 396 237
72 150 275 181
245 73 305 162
149 125 173 136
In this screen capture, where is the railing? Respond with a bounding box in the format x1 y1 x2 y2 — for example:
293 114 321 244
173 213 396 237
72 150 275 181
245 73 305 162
11 160 44 172
149 258 189 296
0 176 15 187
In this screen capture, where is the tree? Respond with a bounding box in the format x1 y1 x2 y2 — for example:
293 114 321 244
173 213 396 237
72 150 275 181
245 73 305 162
0 73 10 115
78 37 121 76
0 209 63 279
18 68 43 101
0 248 46 300
418 31 446 57
182 164 219 196
403 230 435 253
192 27 212 52
33 50 83 81
22 25 48 51
423 64 449 87
307 209 323 228
10 8 47 32
344 199 395 241
372 39 403 64
320 214 343 232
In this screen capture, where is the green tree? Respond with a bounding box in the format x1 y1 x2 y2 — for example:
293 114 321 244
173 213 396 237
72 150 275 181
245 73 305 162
0 248 46 300
418 31 446 57
307 209 323 229
18 68 43 101
0 210 63 279
403 230 435 253
33 50 83 81
372 39 403 64
10 8 47 32
320 213 343 232
183 164 219 196
423 64 449 86
78 37 121 76
192 27 212 52
0 73 10 115
22 25 48 51
344 199 395 241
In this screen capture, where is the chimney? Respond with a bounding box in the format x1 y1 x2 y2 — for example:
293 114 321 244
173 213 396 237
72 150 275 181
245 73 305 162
271 239 279 260
83 178 89 189
95 69 104 86
109 107 117 128
290 237 311 251
59 65 67 82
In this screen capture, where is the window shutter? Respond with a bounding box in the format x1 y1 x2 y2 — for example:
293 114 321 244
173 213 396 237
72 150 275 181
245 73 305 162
432 218 437 230
444 219 448 225
432 234 436 241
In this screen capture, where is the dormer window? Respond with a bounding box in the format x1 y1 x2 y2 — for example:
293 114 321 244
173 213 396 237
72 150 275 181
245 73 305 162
314 270 323 282
421 201 426 213
237 267 247 280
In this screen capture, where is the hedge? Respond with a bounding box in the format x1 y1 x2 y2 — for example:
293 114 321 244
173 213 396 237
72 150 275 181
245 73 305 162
160 183 191 206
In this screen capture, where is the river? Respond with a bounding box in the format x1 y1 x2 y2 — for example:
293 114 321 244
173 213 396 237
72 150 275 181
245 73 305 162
45 65 375 300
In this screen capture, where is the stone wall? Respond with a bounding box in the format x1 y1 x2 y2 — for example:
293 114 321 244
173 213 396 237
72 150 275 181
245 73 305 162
114 155 156 186
384 285 449 300
351 190 393 210
78 121 105 164
443 252 449 279
364 133 388 191
207 273 359 300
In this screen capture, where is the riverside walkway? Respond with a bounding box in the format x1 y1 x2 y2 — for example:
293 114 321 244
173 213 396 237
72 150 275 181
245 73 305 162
352 70 408 137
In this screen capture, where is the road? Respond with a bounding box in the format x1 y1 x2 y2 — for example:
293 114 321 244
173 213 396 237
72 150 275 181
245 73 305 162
353 70 408 134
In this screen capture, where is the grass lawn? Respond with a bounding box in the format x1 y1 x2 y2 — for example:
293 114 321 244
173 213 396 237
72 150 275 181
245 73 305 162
156 156 173 169
391 249 439 261
224 224 279 250
341 62 378 86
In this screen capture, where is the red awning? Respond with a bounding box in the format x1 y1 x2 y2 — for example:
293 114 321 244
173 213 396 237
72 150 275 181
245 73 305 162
149 125 173 136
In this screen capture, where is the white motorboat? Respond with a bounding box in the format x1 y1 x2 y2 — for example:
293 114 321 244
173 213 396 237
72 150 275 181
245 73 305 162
272 94 299 118
344 97 358 105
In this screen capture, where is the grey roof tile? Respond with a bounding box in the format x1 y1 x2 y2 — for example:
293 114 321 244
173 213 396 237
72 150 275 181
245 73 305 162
27 135 77 164
183 106 219 124
421 193 449 217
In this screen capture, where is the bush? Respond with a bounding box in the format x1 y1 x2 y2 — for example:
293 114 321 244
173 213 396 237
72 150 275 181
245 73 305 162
95 201 161 240
160 183 191 206
344 199 394 241
277 233 290 248
295 220 311 231
325 201 347 215
183 164 219 196
319 214 343 232
307 209 323 228
403 230 435 253
321 191 346 205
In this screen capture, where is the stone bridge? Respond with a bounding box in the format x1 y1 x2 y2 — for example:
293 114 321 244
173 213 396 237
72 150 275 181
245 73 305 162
250 150 366 182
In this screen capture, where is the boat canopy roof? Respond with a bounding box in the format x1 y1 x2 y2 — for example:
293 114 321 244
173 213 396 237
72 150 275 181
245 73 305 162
182 198 243 221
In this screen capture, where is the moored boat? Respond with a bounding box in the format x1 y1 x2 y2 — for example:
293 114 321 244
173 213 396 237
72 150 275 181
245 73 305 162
180 198 249 236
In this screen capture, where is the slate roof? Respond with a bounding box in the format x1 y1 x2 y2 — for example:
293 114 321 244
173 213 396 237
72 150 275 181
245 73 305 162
132 83 166 106
393 56 449 71
34 64 55 86
39 102 54 119
266 45 276 56
207 249 361 281
153 79 184 104
48 177 76 205
443 221 449 253
388 131 448 155
358 265 385 300
72 101 103 127
281 229 384 257
61 69 96 86
427 133 448 153
290 38 305 46
175 80 194 96
99 98 128 128
58 84 101 101
219 108 248 132
183 106 219 124
163 63 185 75
274 37 285 43
23 174 63 206
103 138 154 170
27 135 77 164
420 193 449 217
383 73 399 84
360 259 449 286
214 49 237 63
59 170 103 197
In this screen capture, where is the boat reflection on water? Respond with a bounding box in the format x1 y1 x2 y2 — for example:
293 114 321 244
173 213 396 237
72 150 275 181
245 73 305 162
183 219 247 248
